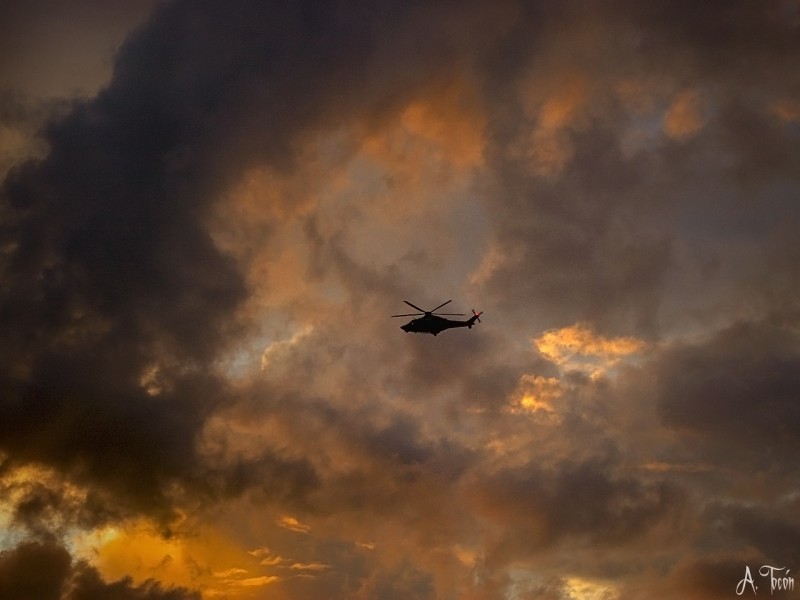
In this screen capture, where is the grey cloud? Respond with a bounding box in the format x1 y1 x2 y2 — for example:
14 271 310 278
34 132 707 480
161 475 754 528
628 0 800 87
626 555 761 600
474 0 800 338
470 456 685 566
656 318 800 461
704 502 800 566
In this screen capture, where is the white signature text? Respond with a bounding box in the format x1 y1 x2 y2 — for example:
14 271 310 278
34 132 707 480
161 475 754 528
737 566 795 595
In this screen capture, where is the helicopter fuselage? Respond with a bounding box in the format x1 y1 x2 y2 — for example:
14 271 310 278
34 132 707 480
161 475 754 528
392 300 482 336
400 314 479 336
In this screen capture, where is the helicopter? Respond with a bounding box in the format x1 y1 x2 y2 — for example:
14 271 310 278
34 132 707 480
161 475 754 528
392 300 483 336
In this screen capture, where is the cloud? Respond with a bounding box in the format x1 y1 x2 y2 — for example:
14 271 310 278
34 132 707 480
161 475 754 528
1 0 800 599
288 562 331 571
0 540 71 600
0 540 199 600
706 502 800 566
511 374 563 416
466 456 685 561
233 575 280 587
534 324 646 375
655 317 800 461
663 89 707 140
470 0 800 337
278 516 311 534
3 0 487 526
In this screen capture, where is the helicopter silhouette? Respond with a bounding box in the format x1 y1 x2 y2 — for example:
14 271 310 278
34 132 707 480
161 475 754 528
392 300 482 336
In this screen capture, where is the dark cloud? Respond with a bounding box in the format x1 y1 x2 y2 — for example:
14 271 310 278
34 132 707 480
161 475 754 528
0 0 526 524
0 541 199 600
641 555 764 600
6 478 120 540
365 562 435 600
656 318 800 462
628 0 800 87
705 502 800 566
468 455 685 566
0 0 462 524
0 541 71 600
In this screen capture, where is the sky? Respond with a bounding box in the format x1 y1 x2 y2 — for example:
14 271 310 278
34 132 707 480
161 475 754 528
1 1 800 599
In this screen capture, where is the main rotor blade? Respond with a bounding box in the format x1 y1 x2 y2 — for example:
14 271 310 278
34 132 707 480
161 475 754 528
434 312 465 316
430 299 452 313
391 313 423 318
403 300 427 313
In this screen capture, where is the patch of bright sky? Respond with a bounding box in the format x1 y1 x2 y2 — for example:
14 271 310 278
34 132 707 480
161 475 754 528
0 503 24 552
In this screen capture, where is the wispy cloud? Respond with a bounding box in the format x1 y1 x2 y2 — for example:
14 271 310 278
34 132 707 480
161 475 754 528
277 516 311 534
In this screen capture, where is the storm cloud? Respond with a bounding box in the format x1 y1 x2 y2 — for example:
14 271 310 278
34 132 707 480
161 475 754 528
1 0 799 598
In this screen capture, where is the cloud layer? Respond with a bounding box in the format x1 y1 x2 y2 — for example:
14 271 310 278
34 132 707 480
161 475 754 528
1 0 799 598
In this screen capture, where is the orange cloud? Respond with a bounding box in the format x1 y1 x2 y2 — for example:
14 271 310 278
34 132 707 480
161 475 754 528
511 374 564 417
233 575 280 587
663 89 706 140
361 77 486 174
513 72 590 178
71 518 273 599
534 323 646 376
564 576 620 600
536 77 588 131
771 99 800 123
288 562 331 571
277 515 311 534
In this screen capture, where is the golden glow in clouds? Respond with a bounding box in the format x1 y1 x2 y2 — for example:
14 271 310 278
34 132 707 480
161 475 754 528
534 323 646 377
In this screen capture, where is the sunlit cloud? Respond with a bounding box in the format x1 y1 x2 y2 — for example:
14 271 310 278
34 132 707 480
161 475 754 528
534 323 646 377
452 544 478 567
516 73 590 178
277 516 311 534
69 518 262 597
510 374 563 418
288 562 331 571
246 546 272 558
212 567 249 578
234 575 281 587
565 576 620 600
663 89 707 140
356 541 376 551
771 99 800 123
639 461 713 474
261 326 314 371
376 78 486 171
